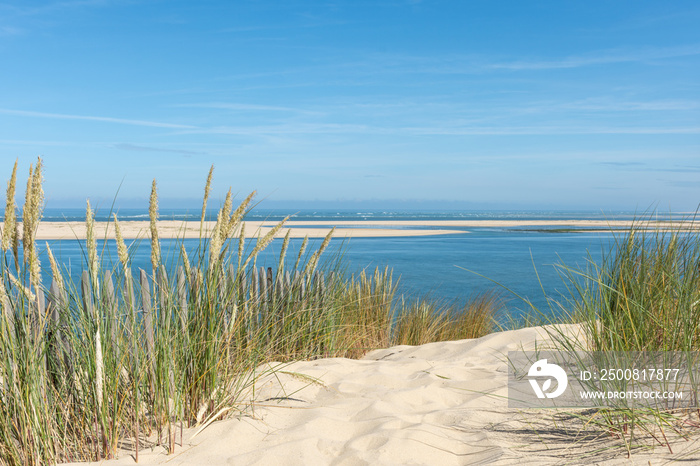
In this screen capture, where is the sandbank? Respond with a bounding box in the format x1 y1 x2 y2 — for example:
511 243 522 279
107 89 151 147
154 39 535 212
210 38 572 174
21 221 466 240
6 218 697 241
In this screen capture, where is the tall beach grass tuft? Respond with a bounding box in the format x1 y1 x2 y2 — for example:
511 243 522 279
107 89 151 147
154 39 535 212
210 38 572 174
533 213 700 455
0 160 499 464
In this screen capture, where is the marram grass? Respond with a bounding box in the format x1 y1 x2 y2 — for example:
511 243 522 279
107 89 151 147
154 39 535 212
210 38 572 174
537 213 700 456
0 159 498 465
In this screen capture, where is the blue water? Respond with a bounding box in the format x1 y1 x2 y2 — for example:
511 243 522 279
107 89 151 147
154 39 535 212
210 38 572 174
13 208 633 323
39 207 646 223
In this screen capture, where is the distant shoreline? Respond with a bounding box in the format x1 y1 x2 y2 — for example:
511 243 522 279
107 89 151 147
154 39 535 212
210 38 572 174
284 219 697 227
2 219 697 240
22 220 466 240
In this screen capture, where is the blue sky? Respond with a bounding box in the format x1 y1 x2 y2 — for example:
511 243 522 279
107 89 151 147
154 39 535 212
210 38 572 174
0 0 698 211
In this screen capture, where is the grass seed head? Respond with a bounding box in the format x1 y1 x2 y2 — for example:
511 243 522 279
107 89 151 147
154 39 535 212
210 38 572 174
30 157 44 228
304 227 334 276
21 158 44 286
294 235 309 270
22 162 34 257
86 200 99 284
220 189 232 239
95 329 104 409
237 222 245 267
12 221 19 266
241 217 289 271
46 242 64 292
149 179 161 271
277 229 291 277
225 190 255 238
2 159 17 252
210 215 223 266
29 244 41 287
8 271 34 302
181 244 191 279
113 214 129 268
201 165 214 225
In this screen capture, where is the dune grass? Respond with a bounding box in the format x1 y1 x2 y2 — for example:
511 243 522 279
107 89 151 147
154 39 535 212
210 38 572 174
392 291 497 346
0 158 498 464
536 212 700 455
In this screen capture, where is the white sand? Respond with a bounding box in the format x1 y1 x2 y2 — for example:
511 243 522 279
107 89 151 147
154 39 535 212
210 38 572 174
24 220 466 240
62 324 700 465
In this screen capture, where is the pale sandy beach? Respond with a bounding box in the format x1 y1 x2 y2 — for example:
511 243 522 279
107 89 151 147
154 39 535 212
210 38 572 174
60 323 700 466
4 219 698 241
20 220 465 240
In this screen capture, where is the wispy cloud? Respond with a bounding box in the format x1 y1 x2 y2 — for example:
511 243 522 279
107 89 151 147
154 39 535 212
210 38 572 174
599 162 647 167
0 138 75 146
245 43 700 80
597 162 700 173
0 0 115 17
562 99 700 112
0 26 23 36
399 125 700 136
593 186 626 191
666 180 700 188
179 121 700 137
487 44 700 71
656 165 700 173
173 102 321 115
0 108 197 129
185 122 372 136
114 143 207 155
604 8 700 33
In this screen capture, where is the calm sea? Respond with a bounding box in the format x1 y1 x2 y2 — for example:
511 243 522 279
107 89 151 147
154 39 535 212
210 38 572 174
27 208 648 322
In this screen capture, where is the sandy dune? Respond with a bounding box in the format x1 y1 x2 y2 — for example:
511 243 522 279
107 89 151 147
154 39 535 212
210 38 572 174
62 324 700 465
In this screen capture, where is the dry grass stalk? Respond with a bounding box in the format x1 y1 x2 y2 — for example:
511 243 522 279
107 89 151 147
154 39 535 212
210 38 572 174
240 217 289 271
28 158 43 231
201 165 214 220
12 222 19 270
149 179 160 271
113 214 129 268
28 244 41 287
0 274 12 339
277 229 291 278
22 158 44 287
95 329 104 409
237 223 245 269
86 200 99 285
224 191 255 239
46 243 64 292
7 271 34 302
0 274 8 311
22 162 34 257
2 159 17 252
180 244 191 280
304 227 335 276
209 216 223 266
200 165 214 237
82 203 106 447
220 190 232 238
294 235 309 270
